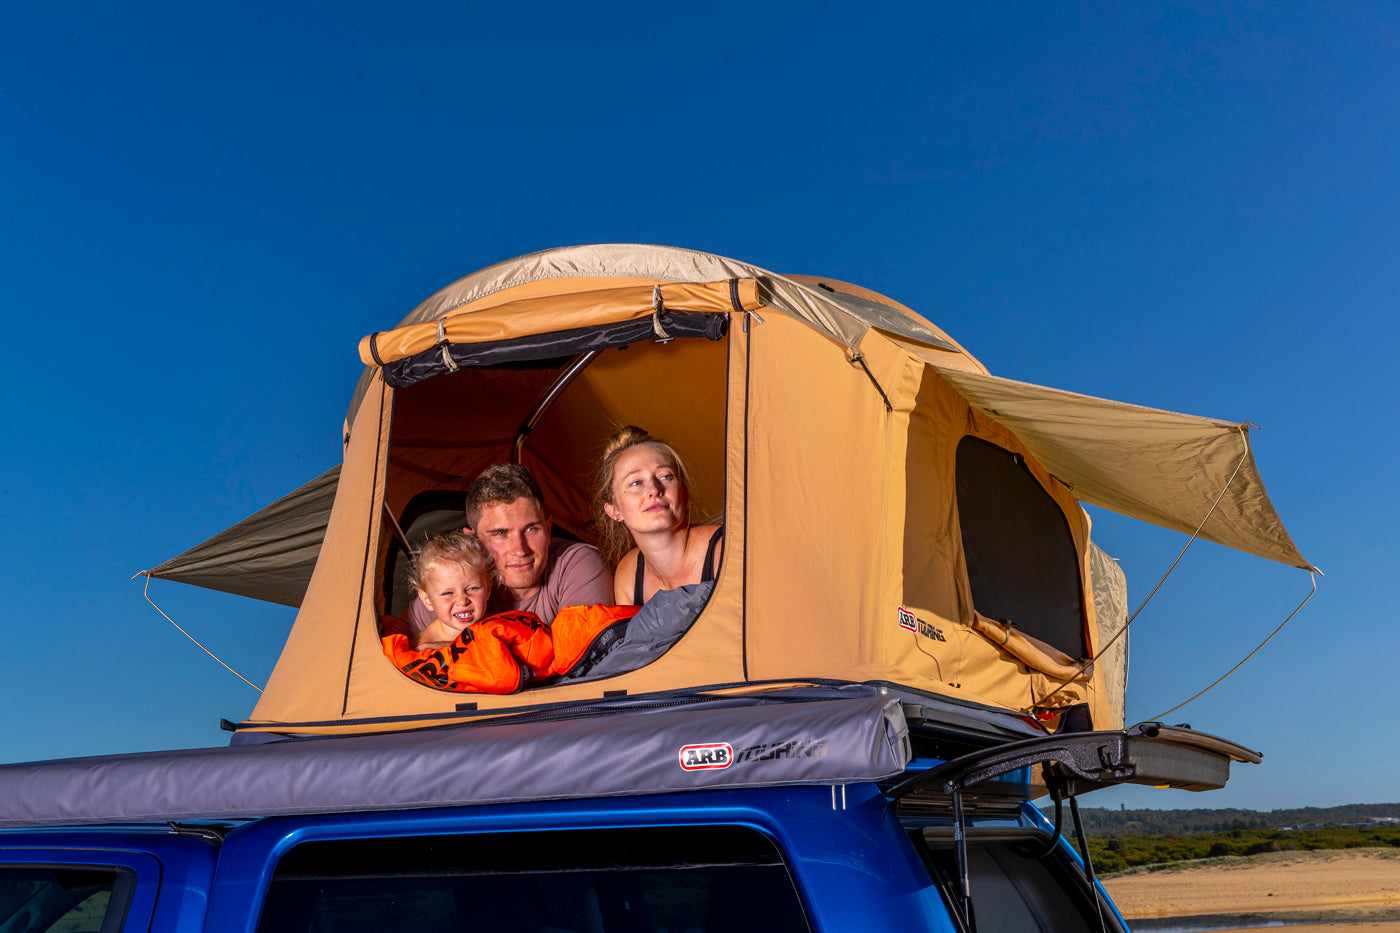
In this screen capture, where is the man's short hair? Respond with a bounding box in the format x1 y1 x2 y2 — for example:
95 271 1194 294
465 464 547 529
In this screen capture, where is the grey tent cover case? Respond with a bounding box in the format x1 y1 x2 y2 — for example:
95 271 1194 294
0 688 910 827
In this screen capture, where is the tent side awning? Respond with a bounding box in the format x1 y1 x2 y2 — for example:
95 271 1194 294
142 466 341 608
931 365 1313 571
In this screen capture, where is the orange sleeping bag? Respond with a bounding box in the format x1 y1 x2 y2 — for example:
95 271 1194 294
381 610 554 694
549 603 642 678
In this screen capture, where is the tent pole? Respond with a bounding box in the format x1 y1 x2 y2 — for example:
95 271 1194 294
382 502 413 553
511 351 600 464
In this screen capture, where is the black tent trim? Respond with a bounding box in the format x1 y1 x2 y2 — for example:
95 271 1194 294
383 312 729 388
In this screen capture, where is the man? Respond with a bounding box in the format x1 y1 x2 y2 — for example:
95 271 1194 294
400 464 612 635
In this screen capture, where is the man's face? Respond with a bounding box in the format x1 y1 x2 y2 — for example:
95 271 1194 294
471 497 552 598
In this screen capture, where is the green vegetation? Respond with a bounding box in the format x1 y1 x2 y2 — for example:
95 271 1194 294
1087 825 1400 874
1066 803 1400 836
1041 804 1400 873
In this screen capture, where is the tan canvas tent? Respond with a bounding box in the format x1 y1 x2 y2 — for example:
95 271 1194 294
145 244 1310 737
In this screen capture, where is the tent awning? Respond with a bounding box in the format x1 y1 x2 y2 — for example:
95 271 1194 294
143 466 340 607
931 366 1312 571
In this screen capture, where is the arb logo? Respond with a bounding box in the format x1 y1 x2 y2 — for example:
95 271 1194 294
679 743 733 770
897 606 917 632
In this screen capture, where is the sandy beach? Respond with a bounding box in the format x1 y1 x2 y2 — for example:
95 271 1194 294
1102 849 1400 932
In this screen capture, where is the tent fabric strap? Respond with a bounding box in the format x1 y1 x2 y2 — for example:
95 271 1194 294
650 285 673 341
848 351 893 412
730 277 765 324
435 318 459 374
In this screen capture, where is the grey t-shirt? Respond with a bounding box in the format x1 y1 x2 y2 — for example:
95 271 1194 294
396 538 612 636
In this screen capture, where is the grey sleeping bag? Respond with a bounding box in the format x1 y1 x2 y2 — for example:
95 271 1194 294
557 581 714 683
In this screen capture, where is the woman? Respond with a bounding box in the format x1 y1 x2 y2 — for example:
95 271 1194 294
595 426 724 605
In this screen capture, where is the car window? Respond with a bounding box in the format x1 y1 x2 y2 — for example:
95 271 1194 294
914 828 1119 933
0 867 132 933
256 825 810 933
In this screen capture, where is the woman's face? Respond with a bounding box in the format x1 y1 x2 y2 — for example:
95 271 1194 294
604 445 687 535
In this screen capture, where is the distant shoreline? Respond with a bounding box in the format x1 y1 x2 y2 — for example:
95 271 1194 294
1074 803 1400 839
1142 918 1400 924
1131 916 1400 932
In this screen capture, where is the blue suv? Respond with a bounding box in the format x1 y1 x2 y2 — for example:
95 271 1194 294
0 685 1257 933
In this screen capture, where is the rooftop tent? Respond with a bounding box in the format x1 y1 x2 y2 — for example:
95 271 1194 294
143 244 1309 736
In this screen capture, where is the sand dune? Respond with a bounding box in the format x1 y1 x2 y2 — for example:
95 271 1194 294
1102 848 1400 929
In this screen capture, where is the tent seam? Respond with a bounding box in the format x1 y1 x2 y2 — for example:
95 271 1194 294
343 376 388 717
741 315 752 682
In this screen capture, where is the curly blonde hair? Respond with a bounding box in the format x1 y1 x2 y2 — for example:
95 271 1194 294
409 531 492 594
593 426 695 567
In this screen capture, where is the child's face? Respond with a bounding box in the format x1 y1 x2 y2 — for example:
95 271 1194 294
418 562 491 635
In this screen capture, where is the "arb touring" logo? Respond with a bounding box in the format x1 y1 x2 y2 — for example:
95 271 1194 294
731 740 829 762
898 605 946 641
679 743 733 770
679 739 831 771
897 606 918 632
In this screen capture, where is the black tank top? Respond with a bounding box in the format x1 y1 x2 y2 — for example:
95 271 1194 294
632 525 724 606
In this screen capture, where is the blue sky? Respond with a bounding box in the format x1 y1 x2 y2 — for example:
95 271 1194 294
2 2 1396 811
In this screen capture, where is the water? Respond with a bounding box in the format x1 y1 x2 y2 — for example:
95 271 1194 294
1133 919 1364 933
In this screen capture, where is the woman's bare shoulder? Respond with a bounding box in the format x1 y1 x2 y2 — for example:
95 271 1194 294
612 548 640 603
614 548 640 575
688 523 724 547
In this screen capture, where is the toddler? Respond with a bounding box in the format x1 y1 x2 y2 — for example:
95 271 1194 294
408 531 492 649
382 531 553 693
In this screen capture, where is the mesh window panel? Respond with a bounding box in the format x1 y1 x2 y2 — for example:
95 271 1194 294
955 436 1086 656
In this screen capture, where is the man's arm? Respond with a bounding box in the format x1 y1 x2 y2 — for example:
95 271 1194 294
392 596 431 636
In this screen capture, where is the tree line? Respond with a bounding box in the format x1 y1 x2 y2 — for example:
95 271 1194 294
1060 802 1400 836
1086 824 1400 874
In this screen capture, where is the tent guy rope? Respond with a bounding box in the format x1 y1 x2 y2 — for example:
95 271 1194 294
1151 570 1318 722
1030 426 1256 712
136 571 264 692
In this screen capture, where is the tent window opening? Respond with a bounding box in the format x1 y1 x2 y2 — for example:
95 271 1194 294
377 331 731 692
955 436 1087 657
